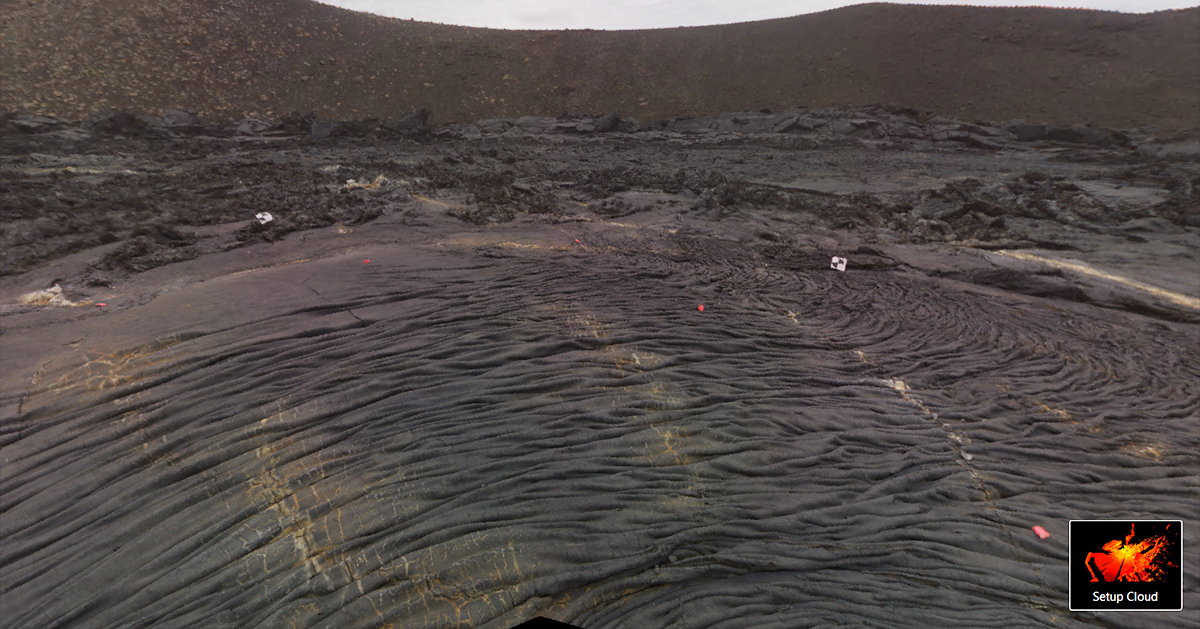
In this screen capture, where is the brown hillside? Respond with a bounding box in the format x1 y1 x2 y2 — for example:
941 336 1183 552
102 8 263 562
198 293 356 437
1 1 1197 129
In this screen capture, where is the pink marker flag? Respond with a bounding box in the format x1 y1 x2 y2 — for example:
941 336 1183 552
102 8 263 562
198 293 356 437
1032 526 1050 539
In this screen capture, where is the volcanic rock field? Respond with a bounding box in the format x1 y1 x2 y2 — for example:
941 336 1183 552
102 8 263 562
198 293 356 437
1 3 1198 629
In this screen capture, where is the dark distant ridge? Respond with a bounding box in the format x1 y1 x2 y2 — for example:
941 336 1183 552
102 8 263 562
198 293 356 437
1 1 1197 129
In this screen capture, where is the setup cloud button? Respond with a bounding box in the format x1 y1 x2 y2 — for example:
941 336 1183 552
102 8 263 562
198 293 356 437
1070 520 1183 612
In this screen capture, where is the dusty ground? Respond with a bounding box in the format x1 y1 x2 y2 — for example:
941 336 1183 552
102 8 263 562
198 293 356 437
3 2 1198 129
1 110 1198 628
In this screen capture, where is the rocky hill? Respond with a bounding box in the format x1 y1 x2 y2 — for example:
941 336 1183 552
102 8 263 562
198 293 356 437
1 1 1197 129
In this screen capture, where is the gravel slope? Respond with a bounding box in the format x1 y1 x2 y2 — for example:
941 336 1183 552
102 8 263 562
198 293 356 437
1 2 1197 129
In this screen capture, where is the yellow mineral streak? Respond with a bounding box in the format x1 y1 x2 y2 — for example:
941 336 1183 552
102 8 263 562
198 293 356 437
992 250 1200 310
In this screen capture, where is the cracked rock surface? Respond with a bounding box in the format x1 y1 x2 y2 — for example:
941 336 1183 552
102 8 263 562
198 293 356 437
1 109 1197 628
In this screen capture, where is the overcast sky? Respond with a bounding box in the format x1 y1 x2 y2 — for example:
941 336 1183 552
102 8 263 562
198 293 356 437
317 1 1197 30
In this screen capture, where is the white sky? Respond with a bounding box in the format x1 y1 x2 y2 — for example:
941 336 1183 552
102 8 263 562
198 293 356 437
317 1 1198 30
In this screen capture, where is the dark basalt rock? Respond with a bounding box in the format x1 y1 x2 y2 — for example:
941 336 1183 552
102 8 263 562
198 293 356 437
382 107 432 136
83 110 151 135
